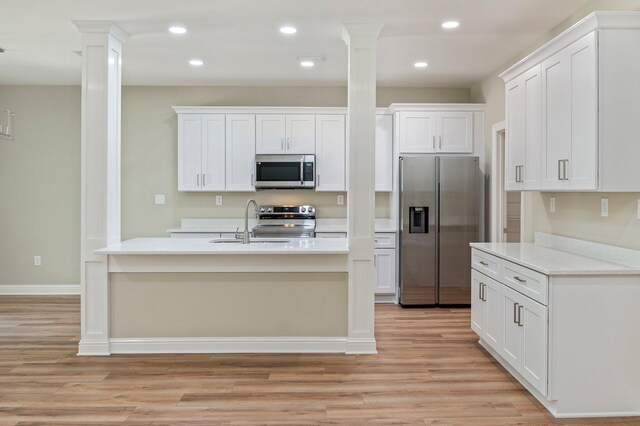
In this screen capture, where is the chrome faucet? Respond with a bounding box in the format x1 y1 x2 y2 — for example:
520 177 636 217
242 199 258 244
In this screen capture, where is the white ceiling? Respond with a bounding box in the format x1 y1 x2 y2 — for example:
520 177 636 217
0 0 591 87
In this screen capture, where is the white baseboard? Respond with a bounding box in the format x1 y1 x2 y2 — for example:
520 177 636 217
375 294 398 304
108 336 351 354
0 284 80 295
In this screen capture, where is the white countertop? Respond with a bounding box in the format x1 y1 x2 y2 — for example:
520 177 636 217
95 237 349 255
167 218 397 234
471 242 640 275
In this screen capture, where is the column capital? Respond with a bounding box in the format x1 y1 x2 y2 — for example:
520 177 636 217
72 20 128 42
341 24 383 48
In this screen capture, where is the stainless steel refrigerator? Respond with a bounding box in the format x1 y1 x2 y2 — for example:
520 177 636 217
399 155 481 306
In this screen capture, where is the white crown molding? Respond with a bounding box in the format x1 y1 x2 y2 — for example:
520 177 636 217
388 103 486 113
500 11 640 82
108 336 350 354
0 284 80 295
71 20 128 42
172 106 349 115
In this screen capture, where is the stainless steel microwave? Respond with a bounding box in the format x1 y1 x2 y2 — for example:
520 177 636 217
255 154 315 189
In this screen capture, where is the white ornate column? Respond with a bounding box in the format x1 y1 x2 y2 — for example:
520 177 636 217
73 21 127 355
342 24 383 354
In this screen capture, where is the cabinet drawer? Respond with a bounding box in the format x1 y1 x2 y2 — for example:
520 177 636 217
471 249 502 281
316 232 347 238
502 261 548 305
374 233 396 248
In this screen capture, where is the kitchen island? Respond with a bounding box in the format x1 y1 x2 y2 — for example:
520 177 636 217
83 237 374 355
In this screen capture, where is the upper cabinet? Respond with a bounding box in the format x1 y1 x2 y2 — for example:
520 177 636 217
256 114 315 154
375 115 393 192
395 106 482 154
177 114 226 192
501 12 640 192
315 115 346 192
225 114 256 192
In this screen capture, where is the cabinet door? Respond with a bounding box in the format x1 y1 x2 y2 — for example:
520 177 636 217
541 48 571 190
566 31 597 190
523 65 542 190
201 114 226 191
436 112 473 153
256 115 285 154
471 270 487 337
505 78 525 191
398 112 436 153
178 114 202 191
375 115 393 192
374 248 396 295
286 115 315 154
225 114 256 192
315 115 346 191
500 285 523 370
520 296 548 396
483 276 502 353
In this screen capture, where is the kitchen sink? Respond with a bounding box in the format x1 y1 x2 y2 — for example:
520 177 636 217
210 238 291 244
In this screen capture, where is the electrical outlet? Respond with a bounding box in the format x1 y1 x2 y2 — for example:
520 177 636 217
155 194 165 205
337 195 344 205
34 256 41 266
549 197 556 213
601 198 609 217
215 195 223 206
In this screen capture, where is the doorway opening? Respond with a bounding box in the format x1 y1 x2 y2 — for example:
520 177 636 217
491 122 522 243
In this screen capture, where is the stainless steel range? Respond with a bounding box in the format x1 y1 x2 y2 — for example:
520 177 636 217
252 205 316 238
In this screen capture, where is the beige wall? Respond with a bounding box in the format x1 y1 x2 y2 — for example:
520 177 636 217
0 86 81 285
0 84 469 285
110 272 347 338
470 0 640 248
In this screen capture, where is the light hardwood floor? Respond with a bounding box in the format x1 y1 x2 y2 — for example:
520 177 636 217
0 296 637 425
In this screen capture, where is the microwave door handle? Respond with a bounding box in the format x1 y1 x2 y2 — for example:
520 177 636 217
300 159 304 185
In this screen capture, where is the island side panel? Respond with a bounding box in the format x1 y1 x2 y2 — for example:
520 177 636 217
549 274 640 417
110 272 347 338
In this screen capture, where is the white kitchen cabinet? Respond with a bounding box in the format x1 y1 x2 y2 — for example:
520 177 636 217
256 114 315 154
501 12 640 192
177 114 225 192
315 115 346 191
375 115 393 192
505 65 541 191
225 114 256 192
374 248 396 295
471 270 501 353
541 31 597 191
398 110 474 154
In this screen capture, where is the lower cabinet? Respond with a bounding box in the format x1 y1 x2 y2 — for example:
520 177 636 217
374 249 396 295
471 270 501 353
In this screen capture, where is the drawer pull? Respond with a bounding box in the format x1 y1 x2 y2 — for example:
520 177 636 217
513 276 526 283
518 305 524 327
513 302 520 324
479 261 489 266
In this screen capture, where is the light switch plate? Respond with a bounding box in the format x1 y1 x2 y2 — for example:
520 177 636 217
215 195 223 206
601 198 609 217
155 194 165 205
34 256 41 266
337 195 344 205
549 197 556 213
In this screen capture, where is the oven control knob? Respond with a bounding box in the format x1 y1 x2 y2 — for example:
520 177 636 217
260 208 265 213
300 207 306 212
267 208 273 213
308 207 314 213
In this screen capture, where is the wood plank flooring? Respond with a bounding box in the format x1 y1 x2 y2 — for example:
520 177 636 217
0 296 638 425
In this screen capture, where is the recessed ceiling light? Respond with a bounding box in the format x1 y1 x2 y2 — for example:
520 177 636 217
300 60 315 67
169 26 187 34
414 61 428 68
441 21 460 29
280 26 297 35
189 59 204 66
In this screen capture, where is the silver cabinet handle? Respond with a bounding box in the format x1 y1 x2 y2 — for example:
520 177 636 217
513 302 520 324
281 137 284 150
558 160 562 181
515 165 519 183
513 276 526 283
563 159 569 180
317 174 320 187
432 136 435 150
197 174 200 187
251 174 254 186
203 174 206 187
518 305 524 327
438 135 442 149
287 137 291 150
482 283 487 301
479 261 489 266
479 283 484 301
